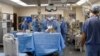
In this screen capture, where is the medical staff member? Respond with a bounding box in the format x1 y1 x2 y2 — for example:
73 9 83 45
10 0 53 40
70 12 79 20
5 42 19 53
42 16 61 32
81 5 100 56
57 15 67 45
20 20 29 31
41 17 47 32
31 16 41 32
60 17 68 45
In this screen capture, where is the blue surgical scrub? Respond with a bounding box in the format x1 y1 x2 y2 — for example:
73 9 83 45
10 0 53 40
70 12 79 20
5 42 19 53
82 16 100 56
21 23 28 31
41 19 61 32
60 20 67 45
32 18 40 32
41 18 47 32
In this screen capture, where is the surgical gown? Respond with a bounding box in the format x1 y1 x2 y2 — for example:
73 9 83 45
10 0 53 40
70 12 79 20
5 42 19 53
82 16 100 56
60 20 67 45
32 19 41 32
21 23 29 31
41 19 61 32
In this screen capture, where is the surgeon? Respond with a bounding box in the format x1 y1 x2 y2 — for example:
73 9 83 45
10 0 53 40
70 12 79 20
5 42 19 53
81 5 100 56
57 15 68 45
61 17 68 42
41 16 47 32
31 16 41 32
41 16 61 32
20 20 29 31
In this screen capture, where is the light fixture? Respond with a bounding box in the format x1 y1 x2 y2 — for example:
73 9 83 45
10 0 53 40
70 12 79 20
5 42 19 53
76 0 88 5
10 0 37 7
10 0 27 6
45 4 57 12
66 4 71 6
24 5 37 7
41 4 49 6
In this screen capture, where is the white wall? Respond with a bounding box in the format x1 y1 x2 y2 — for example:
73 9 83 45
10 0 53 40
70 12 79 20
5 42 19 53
0 3 14 14
76 7 85 22
63 7 76 20
17 7 38 16
17 7 63 16
0 2 86 22
95 1 100 4
92 1 100 6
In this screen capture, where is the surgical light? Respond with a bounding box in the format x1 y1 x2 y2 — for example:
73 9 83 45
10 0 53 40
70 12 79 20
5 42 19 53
76 0 88 5
10 0 37 7
41 4 49 6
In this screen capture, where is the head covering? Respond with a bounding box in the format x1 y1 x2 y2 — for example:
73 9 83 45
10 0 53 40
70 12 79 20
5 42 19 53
90 5 100 14
23 18 27 23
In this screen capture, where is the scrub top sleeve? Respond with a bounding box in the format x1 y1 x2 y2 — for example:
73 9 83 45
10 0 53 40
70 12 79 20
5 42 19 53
64 22 68 34
21 24 23 30
82 20 89 33
56 21 61 32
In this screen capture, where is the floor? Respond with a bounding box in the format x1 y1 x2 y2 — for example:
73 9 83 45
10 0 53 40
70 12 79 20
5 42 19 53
0 46 3 53
0 45 85 56
64 46 85 56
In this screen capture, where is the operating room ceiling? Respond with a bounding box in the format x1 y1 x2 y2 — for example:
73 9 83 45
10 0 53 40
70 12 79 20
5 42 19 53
0 0 79 7
21 0 79 5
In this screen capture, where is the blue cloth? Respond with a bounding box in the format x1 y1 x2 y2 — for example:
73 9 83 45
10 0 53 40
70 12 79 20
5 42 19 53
21 23 28 30
0 53 26 56
82 16 100 45
33 32 65 56
32 19 40 32
15 32 65 56
86 45 100 56
17 33 34 53
23 17 32 23
41 19 61 32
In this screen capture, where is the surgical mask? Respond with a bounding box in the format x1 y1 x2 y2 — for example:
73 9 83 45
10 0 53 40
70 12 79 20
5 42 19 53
48 17 52 21
48 17 54 21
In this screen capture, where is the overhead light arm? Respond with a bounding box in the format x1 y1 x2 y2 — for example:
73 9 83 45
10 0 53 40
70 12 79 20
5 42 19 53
48 0 52 4
37 0 41 15
37 0 41 6
86 0 92 6
61 0 68 4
